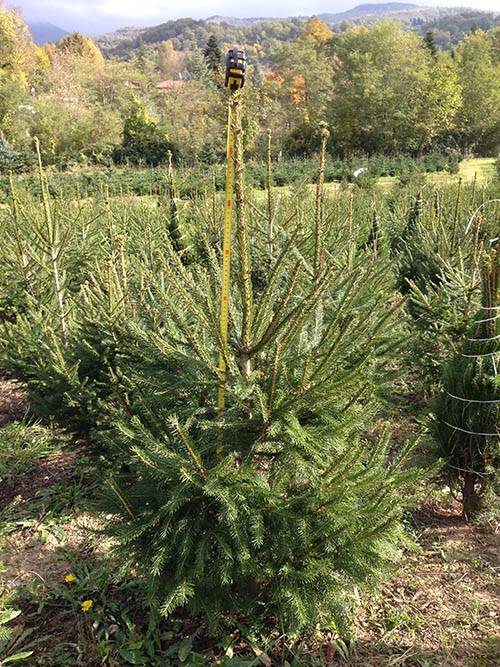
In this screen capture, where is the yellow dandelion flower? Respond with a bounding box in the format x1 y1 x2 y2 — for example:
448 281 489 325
65 574 76 582
81 599 93 612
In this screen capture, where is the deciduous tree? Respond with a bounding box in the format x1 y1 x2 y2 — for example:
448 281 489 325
0 5 36 82
328 21 461 155
453 29 500 154
158 40 184 80
55 32 105 73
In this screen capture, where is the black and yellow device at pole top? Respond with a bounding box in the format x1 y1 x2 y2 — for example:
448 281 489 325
217 47 246 424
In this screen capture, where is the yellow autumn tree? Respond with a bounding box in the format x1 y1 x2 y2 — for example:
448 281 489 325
55 32 105 73
34 45 50 71
0 4 37 83
0 4 38 145
299 17 333 42
158 40 185 80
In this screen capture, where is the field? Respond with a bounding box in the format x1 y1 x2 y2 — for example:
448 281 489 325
374 157 495 189
0 154 499 666
248 157 496 200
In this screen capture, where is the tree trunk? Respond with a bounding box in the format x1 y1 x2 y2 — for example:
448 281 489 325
462 471 480 521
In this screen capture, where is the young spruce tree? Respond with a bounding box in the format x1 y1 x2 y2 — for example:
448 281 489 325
434 245 500 519
97 95 421 637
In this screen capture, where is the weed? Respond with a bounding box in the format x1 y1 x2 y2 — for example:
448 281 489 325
0 564 38 663
0 420 56 483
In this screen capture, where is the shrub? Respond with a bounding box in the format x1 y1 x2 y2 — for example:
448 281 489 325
0 136 33 173
113 95 179 167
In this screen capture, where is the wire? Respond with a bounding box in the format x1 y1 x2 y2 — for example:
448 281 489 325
442 420 499 437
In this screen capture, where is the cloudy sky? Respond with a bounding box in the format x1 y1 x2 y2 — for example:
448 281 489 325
9 0 500 35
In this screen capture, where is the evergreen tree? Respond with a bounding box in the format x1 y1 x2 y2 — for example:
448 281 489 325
162 152 194 263
434 246 500 519
137 37 146 66
186 47 213 89
96 96 422 637
424 30 438 59
198 140 218 164
0 168 136 456
394 181 481 394
203 34 222 73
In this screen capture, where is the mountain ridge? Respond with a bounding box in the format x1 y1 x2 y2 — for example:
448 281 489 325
201 3 476 28
90 3 494 55
28 21 69 45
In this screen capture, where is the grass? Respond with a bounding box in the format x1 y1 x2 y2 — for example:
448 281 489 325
457 157 496 180
0 379 498 665
251 157 497 202
427 157 496 185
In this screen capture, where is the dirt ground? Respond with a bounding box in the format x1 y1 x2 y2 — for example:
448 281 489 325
353 501 500 666
0 378 499 666
0 376 27 425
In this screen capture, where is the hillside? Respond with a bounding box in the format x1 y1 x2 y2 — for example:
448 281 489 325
205 15 279 26
28 21 69 45
184 4 475 27
94 25 150 48
420 10 500 49
97 16 306 59
319 2 471 24
95 3 500 60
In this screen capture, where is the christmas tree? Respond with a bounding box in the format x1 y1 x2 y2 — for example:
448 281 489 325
434 245 500 519
92 96 421 636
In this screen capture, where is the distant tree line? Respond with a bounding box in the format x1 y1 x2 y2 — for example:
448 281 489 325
1 6 500 171
96 10 500 63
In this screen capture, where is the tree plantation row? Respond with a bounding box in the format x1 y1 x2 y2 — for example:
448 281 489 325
1 112 499 651
0 151 464 204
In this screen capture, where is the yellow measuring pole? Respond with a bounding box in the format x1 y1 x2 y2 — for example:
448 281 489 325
217 47 246 445
217 102 235 412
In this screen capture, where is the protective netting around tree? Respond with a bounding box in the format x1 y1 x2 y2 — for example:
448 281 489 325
434 218 500 517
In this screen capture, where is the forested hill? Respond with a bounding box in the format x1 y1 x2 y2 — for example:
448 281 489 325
97 17 307 59
319 2 468 24
96 4 487 59
419 10 500 49
92 25 147 47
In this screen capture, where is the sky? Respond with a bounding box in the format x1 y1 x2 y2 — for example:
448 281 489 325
8 0 500 35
